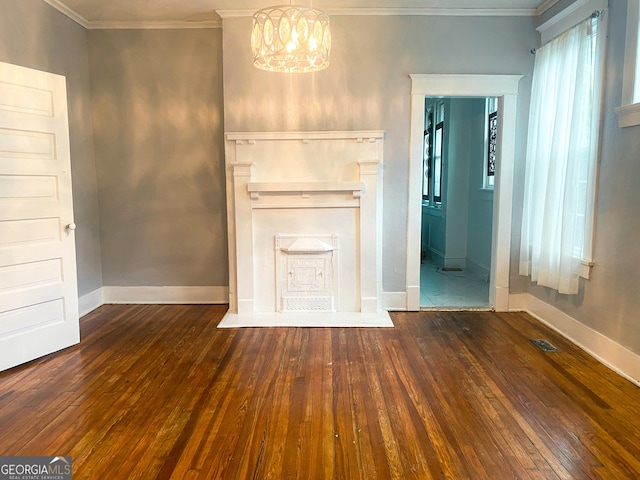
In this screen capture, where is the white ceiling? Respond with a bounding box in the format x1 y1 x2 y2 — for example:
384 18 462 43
44 0 555 27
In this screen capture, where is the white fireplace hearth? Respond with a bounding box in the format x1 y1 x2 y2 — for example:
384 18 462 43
219 131 392 328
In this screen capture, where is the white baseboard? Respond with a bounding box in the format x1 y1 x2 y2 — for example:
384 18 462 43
509 293 640 387
425 248 444 267
444 256 466 269
466 258 490 277
508 292 528 311
493 287 509 312
382 291 407 311
78 287 104 317
102 286 229 305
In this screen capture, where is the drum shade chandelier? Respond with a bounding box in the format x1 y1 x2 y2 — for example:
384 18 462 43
251 4 331 73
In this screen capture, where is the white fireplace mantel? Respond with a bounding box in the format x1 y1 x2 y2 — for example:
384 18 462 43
220 130 392 327
247 181 365 201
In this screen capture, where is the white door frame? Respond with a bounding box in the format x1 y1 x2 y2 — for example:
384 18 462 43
406 74 523 311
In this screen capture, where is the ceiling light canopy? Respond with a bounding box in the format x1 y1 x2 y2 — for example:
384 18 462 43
251 5 331 73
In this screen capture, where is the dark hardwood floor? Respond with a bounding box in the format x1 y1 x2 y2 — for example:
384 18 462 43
0 305 639 479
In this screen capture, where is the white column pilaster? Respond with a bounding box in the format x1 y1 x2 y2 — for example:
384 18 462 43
231 160 254 314
358 155 382 313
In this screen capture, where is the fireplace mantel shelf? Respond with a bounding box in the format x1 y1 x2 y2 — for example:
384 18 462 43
247 181 364 199
227 130 384 143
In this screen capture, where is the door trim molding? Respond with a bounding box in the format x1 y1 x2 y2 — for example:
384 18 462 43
406 74 523 311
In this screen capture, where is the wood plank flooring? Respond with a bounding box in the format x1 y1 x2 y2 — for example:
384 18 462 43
0 305 639 479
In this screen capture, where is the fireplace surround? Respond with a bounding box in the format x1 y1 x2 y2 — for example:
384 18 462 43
219 131 392 327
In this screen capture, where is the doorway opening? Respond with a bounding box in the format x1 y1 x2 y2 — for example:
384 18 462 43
406 74 523 312
420 97 496 309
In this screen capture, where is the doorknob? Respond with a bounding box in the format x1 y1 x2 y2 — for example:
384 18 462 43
65 222 76 232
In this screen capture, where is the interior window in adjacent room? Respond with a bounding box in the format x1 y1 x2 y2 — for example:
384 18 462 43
484 97 498 189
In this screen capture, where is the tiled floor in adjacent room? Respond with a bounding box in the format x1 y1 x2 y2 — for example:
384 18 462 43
420 260 491 308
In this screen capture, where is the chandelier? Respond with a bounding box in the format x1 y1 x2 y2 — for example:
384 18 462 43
251 5 331 73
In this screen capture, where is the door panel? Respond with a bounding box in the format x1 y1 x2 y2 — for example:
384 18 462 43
0 61 79 372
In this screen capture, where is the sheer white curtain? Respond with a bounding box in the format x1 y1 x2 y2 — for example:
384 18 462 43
520 14 604 294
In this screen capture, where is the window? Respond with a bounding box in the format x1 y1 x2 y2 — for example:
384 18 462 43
484 97 498 189
422 106 432 201
433 102 444 204
519 12 605 295
422 100 444 205
615 0 640 127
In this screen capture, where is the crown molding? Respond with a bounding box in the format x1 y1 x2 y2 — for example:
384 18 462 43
536 0 561 15
88 20 222 30
216 7 538 19
536 0 607 43
41 0 89 28
41 0 221 29
43 0 542 29
329 7 537 16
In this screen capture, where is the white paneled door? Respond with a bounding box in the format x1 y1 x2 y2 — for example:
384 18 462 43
0 62 79 372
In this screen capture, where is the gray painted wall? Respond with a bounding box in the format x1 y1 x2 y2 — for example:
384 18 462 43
464 100 494 273
445 98 474 268
222 14 538 292
0 0 102 297
88 29 227 287
521 0 640 355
